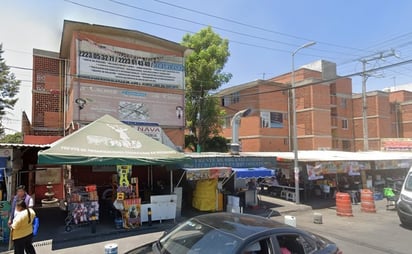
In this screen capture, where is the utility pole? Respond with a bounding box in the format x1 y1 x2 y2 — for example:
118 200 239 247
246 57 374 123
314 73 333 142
360 49 397 151
197 84 204 153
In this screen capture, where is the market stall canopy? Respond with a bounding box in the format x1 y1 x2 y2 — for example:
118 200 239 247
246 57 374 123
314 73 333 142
243 151 412 162
232 167 274 179
37 115 189 165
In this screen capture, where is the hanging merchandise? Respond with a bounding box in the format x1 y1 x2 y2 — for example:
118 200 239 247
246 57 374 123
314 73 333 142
64 181 100 232
0 201 11 243
113 165 141 229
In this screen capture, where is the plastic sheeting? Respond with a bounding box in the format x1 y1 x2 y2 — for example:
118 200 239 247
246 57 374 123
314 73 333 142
192 178 217 211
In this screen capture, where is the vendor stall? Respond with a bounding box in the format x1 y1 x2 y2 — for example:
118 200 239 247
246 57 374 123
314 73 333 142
305 161 370 200
181 167 232 212
37 115 189 231
232 167 275 207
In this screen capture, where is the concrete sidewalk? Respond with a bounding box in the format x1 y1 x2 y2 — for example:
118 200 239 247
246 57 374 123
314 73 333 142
2 231 165 254
0 195 312 253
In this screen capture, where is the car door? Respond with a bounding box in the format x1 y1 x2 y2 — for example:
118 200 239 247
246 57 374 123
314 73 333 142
272 233 318 254
240 237 274 254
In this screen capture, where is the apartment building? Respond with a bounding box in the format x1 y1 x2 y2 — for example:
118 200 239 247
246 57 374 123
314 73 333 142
24 20 189 148
218 59 412 152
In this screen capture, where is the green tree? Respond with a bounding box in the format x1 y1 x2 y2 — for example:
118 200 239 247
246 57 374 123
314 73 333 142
0 132 23 143
182 27 232 152
0 44 20 135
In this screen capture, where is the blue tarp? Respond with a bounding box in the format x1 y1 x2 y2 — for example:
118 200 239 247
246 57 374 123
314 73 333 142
232 167 274 179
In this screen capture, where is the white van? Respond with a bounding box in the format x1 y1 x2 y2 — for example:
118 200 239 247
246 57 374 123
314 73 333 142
397 167 412 226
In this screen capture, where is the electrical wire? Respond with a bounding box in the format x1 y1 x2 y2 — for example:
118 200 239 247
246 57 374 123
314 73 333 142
108 0 361 57
151 0 371 54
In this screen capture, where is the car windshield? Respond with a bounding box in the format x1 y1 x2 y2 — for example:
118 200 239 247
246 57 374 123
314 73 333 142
157 219 241 254
405 173 412 191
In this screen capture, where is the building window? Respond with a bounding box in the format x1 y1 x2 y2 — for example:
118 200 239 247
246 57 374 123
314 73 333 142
342 140 351 151
260 111 284 128
222 92 240 106
342 119 348 129
341 98 347 108
222 116 231 128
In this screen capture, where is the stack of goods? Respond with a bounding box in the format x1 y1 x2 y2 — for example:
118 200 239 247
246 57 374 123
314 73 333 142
114 165 141 229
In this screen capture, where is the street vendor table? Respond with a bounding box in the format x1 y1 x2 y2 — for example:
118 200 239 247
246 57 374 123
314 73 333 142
261 184 304 201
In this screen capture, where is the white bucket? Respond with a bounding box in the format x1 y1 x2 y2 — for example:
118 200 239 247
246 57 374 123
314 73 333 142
104 243 118 254
284 215 296 227
313 213 323 224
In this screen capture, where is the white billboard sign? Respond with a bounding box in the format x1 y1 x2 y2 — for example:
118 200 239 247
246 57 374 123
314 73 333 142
79 83 185 127
77 39 184 89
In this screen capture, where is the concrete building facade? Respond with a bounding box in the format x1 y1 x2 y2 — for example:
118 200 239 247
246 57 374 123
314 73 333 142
24 20 189 148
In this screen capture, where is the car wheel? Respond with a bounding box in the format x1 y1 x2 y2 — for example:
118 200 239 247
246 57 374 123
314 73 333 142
400 217 412 228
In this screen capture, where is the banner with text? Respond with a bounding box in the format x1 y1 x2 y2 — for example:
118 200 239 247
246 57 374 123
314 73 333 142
77 39 184 89
79 83 185 126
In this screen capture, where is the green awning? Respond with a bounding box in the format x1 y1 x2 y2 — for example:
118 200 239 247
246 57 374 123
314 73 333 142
38 115 189 166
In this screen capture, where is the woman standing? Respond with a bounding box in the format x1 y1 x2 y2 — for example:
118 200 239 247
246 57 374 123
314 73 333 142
10 199 36 254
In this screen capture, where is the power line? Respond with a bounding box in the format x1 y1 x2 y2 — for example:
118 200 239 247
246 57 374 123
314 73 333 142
64 0 355 59
109 0 360 57
215 58 412 98
151 0 370 54
63 0 295 54
9 65 32 71
109 0 298 48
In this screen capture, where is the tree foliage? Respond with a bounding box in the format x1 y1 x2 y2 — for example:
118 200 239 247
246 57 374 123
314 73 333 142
0 132 23 143
182 27 232 152
0 44 20 135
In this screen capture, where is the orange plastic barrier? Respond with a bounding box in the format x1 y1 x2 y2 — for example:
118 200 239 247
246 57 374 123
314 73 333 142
360 189 376 213
336 192 353 216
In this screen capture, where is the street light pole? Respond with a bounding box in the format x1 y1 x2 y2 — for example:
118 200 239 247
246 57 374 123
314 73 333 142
291 41 316 204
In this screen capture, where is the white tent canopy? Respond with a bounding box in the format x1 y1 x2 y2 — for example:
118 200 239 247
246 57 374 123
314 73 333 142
242 151 412 162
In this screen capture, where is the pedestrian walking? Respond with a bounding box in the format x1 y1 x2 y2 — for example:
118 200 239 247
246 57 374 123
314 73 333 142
10 199 36 254
8 185 34 225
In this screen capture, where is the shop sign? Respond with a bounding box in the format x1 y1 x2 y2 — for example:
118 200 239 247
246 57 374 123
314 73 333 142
124 122 162 142
77 39 184 89
186 167 232 181
185 156 277 169
381 138 412 151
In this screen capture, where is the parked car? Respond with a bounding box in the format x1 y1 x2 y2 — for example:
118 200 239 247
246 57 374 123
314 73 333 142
398 166 412 227
126 212 342 254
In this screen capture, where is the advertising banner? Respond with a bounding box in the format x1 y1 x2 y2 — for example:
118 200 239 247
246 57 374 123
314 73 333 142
123 122 162 142
77 39 184 89
79 83 184 126
307 161 371 180
381 138 412 151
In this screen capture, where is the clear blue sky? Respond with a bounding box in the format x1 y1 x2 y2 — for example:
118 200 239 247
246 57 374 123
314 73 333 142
2 0 412 133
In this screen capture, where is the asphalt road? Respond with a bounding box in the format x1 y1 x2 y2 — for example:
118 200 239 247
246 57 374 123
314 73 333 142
270 200 412 254
2 199 410 253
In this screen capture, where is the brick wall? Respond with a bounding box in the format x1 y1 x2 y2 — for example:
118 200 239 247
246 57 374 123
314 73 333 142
32 54 64 136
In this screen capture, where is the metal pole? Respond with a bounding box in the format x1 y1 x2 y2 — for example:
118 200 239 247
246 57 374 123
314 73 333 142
361 60 369 151
291 52 300 204
359 49 397 151
291 41 316 204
